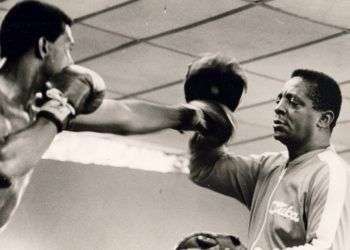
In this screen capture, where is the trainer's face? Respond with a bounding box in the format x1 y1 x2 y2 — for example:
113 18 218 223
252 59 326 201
44 24 74 76
273 77 320 146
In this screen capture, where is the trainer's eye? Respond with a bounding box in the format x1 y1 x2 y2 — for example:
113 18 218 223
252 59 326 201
289 97 299 107
275 95 281 104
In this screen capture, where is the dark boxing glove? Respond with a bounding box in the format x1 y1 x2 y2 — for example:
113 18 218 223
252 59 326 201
184 54 247 112
176 232 247 250
177 54 247 145
179 100 235 146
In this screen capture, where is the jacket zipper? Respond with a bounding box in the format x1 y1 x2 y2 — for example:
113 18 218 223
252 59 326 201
250 167 287 249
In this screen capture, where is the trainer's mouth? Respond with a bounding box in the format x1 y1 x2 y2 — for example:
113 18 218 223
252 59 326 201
273 119 288 130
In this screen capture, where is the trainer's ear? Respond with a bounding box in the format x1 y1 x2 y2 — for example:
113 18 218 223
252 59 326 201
317 110 334 129
36 37 49 59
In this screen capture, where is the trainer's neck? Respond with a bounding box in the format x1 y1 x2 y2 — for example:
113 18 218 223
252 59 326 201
287 136 330 161
0 56 41 106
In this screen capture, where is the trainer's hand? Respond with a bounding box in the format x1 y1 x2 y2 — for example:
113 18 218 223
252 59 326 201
184 54 247 112
178 54 246 146
48 65 106 114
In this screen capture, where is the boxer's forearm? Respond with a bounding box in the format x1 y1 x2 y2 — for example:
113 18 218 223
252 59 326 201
0 117 57 178
69 99 185 135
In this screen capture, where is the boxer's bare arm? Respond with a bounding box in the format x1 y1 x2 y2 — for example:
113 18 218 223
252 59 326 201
0 117 57 179
69 99 185 135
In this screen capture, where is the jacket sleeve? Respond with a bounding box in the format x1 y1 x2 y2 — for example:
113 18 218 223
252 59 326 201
189 149 271 209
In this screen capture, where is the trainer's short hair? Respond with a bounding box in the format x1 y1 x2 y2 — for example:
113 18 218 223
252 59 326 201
291 69 342 130
0 0 73 59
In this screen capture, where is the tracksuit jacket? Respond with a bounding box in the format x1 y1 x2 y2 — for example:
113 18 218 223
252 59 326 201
190 147 350 249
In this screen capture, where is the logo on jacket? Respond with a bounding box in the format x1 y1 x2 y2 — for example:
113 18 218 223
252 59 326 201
269 201 299 222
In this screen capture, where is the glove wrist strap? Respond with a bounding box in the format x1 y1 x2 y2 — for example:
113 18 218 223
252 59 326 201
37 88 76 132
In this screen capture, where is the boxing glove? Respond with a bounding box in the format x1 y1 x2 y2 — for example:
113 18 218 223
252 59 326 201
35 65 105 131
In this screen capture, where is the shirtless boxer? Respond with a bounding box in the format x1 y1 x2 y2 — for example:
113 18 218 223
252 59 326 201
0 1 239 232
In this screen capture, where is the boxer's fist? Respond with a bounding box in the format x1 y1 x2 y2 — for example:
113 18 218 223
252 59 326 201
34 65 106 132
64 65 106 114
48 65 106 114
179 100 235 146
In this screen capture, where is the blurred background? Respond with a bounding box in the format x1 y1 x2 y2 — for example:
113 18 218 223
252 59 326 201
0 0 349 249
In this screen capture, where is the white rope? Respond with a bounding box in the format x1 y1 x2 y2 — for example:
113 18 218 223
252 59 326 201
43 131 189 174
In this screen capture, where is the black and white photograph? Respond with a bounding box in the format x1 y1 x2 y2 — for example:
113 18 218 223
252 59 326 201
0 1 349 249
